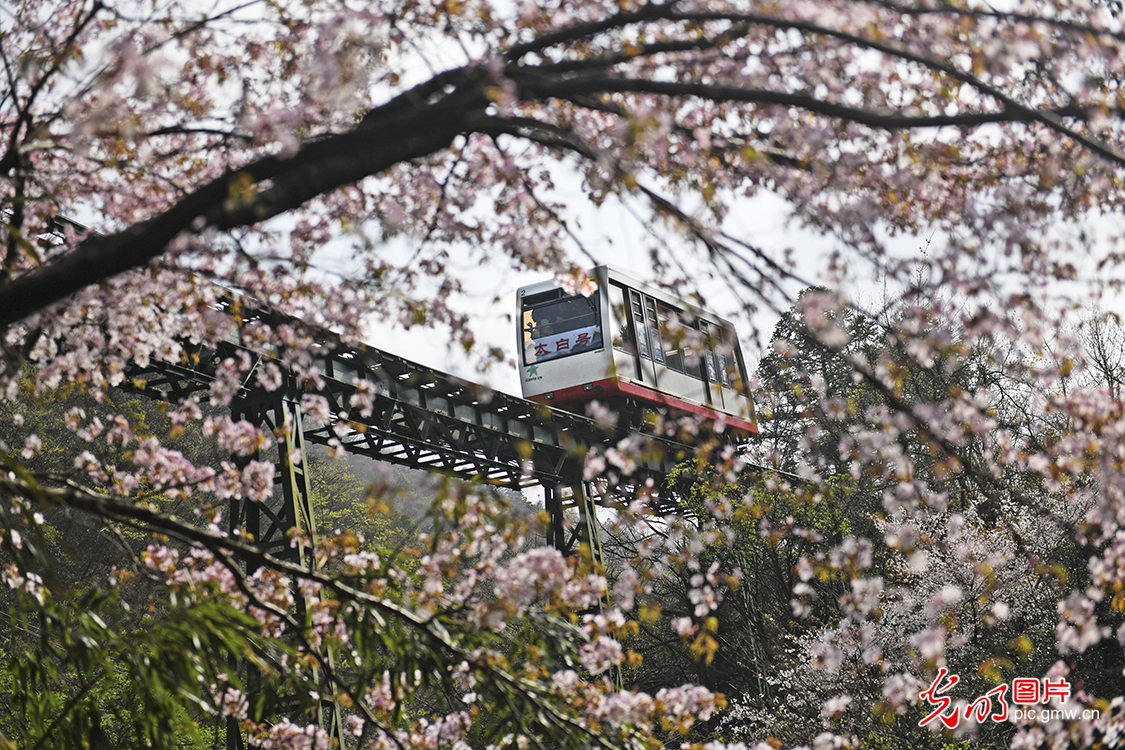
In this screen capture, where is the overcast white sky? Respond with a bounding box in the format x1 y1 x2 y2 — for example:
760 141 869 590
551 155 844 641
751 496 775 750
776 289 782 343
366 187 854 397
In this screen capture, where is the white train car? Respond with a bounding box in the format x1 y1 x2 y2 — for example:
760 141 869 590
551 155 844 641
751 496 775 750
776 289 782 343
517 266 757 436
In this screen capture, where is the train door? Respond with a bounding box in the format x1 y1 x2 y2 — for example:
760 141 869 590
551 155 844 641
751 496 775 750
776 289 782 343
627 288 660 385
608 283 639 382
607 283 659 386
612 285 710 404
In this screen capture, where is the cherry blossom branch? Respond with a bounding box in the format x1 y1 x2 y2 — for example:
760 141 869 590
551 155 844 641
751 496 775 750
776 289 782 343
504 2 674 60
806 322 1084 582
484 132 602 269
0 2 105 284
533 75 1115 136
510 5 1125 166
864 0 1125 43
0 1 104 178
474 114 811 342
8 475 618 750
0 72 489 330
665 8 1119 161
3 4 1122 332
188 536 395 744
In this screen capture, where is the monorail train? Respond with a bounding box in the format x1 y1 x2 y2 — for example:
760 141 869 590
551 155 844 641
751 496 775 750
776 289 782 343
517 266 757 435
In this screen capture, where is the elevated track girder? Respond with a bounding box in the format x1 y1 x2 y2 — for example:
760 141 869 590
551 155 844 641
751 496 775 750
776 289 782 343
122 299 695 748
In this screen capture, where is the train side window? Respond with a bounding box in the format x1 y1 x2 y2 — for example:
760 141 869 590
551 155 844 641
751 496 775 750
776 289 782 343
715 349 732 386
699 318 735 387
717 326 737 387
659 302 685 373
699 320 720 383
680 314 706 381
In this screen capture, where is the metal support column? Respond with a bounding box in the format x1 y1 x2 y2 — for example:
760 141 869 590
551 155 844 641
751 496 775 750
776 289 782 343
226 392 343 749
544 485 566 552
575 482 607 580
544 481 622 687
545 482 606 574
229 395 316 568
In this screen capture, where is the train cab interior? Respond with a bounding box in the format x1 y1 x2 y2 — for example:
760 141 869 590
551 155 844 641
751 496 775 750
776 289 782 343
521 289 604 363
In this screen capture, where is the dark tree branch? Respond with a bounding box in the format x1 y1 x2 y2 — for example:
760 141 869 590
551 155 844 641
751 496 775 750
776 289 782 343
2 5 1122 331
0 1 105 177
863 0 1125 43
509 5 1125 166
528 74 1110 133
0 72 489 331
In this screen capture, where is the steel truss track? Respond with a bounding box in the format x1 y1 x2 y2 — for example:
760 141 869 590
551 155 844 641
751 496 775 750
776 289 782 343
125 300 693 492
123 297 696 748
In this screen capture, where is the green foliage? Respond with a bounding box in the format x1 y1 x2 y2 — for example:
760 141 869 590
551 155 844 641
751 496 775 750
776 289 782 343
0 574 271 748
308 451 418 570
0 378 441 748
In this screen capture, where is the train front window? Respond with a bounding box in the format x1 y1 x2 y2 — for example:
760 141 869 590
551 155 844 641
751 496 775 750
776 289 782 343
522 290 603 364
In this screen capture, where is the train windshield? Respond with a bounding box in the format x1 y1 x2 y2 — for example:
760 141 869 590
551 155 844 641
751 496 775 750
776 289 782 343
521 290 603 364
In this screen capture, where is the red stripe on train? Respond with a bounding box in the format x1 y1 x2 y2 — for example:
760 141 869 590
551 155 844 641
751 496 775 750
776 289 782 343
529 377 758 435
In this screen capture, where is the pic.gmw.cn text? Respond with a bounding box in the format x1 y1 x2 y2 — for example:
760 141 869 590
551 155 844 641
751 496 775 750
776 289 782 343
919 668 1101 728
